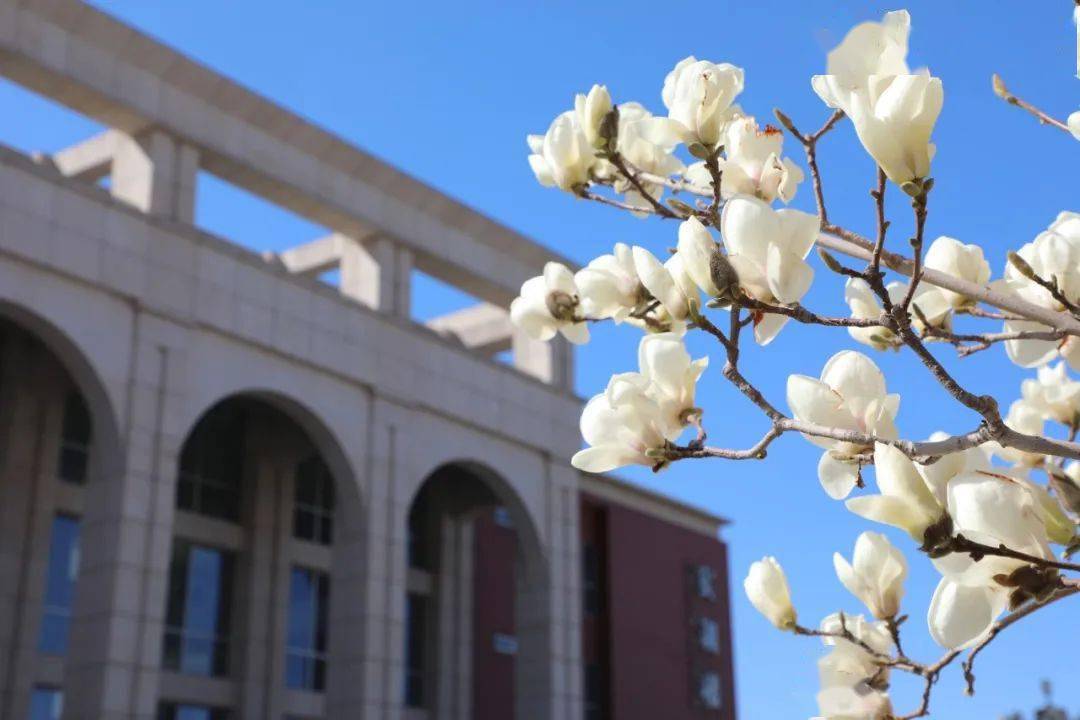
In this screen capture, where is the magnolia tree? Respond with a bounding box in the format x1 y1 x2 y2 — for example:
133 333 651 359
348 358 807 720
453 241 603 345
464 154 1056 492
514 8 1080 720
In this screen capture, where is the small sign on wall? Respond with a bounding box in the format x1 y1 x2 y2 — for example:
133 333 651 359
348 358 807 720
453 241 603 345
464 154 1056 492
493 633 519 655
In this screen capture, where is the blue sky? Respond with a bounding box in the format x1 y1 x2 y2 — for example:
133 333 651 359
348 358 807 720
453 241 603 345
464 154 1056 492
3 1 1078 717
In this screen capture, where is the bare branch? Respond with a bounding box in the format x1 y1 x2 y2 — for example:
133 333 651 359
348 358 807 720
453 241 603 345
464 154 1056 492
992 73 1073 135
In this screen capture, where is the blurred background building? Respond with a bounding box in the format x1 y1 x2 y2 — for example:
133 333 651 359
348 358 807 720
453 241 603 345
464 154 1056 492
0 1 734 719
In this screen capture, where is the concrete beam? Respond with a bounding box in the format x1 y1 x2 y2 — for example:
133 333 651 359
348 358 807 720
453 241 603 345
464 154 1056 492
427 304 513 356
277 235 343 277
50 129 118 182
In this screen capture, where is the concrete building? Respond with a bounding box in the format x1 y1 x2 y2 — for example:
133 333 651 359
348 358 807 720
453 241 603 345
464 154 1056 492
0 2 736 719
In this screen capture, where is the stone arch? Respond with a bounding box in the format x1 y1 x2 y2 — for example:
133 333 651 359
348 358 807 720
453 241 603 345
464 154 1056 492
404 456 553 720
0 300 124 481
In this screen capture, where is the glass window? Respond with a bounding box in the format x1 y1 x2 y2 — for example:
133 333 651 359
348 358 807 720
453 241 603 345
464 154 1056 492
697 671 722 710
39 515 80 655
58 391 91 484
293 455 334 545
29 687 63 720
695 565 717 601
285 567 329 692
156 703 231 720
163 541 234 677
407 494 430 571
582 543 601 616
698 617 720 654
404 593 427 708
177 404 247 522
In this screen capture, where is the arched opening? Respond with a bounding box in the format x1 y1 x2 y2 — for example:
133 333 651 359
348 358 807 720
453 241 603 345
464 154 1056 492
0 312 116 720
159 393 362 720
404 461 549 720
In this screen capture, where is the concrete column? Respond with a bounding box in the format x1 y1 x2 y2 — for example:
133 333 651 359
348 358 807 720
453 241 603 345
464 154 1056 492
111 130 199 224
512 331 573 391
63 313 187 720
340 236 412 318
236 423 289 720
434 516 473 720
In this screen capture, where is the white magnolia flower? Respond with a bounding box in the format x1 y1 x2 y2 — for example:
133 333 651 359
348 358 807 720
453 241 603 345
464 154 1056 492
843 73 944 189
816 612 894 720
638 331 708 434
574 84 612 149
811 10 911 109
676 217 722 297
527 111 595 191
575 243 643 322
833 532 908 620
846 443 944 542
923 236 991 310
744 557 796 630
992 399 1047 467
509 262 589 344
720 195 819 344
1016 475 1076 546
662 57 745 147
787 351 900 499
571 333 706 473
595 103 686 216
693 116 805 204
571 373 668 473
1001 212 1080 369
844 278 951 351
632 245 699 320
928 470 1053 649
1069 111 1080 141
1020 362 1080 426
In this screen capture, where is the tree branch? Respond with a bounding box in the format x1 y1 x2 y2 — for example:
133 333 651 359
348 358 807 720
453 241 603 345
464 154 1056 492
992 74 1073 135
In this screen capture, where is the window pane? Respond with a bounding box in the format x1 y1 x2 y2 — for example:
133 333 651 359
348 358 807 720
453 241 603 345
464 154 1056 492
39 515 80 655
163 541 233 676
293 455 334 546
29 687 63 720
177 404 246 521
58 391 91 484
157 702 231 720
286 567 329 692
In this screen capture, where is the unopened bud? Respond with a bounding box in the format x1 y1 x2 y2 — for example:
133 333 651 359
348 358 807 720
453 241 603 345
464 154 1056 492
1007 251 1037 281
709 250 741 301
598 106 620 142
817 248 848 275
688 142 712 159
991 73 1009 100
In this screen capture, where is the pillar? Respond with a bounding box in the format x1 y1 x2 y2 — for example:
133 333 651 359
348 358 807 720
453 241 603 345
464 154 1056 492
340 235 413 318
512 332 573 391
110 130 198 224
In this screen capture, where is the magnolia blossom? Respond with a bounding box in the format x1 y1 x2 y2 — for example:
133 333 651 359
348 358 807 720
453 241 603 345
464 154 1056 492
1020 362 1080 426
833 532 908 620
922 236 991 310
846 443 944 542
993 399 1047 467
928 470 1053 649
638 331 709 434
720 195 819 344
662 56 744 147
1070 110 1080 141
527 111 595 191
676 217 722 297
744 557 797 630
632 245 699 321
811 10 911 108
509 262 589 344
575 243 643 322
1000 212 1080 369
787 351 900 499
1016 475 1076 546
816 613 894 720
844 278 950 351
571 333 706 472
843 72 944 189
574 84 612 149
596 103 686 215
685 117 804 204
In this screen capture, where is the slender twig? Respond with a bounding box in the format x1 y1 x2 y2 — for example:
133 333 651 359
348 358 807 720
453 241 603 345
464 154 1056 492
949 534 1080 574
922 325 1067 358
992 73 1072 135
962 582 1080 695
607 151 678 219
899 185 930 313
774 108 844 225
739 297 884 328
869 168 889 277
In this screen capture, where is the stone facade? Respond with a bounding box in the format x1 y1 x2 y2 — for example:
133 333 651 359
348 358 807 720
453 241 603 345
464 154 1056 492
0 2 733 719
